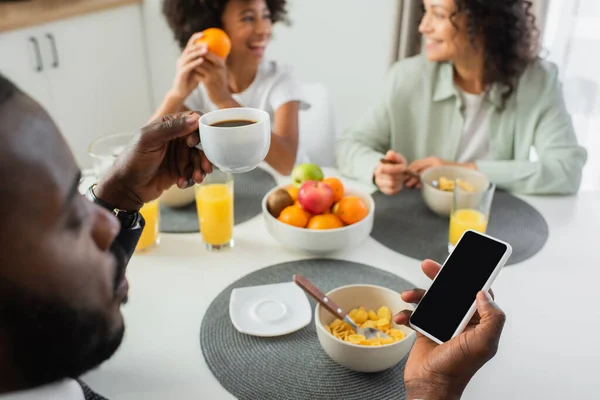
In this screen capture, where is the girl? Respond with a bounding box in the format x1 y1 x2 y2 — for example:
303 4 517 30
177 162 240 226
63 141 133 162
154 0 308 175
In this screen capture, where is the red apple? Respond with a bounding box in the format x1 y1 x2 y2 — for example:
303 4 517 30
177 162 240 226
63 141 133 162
298 180 334 215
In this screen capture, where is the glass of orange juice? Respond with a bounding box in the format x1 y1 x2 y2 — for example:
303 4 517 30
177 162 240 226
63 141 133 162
448 182 495 252
136 199 161 252
195 169 234 251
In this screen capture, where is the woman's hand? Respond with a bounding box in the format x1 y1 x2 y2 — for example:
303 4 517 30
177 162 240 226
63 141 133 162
373 150 408 195
406 157 477 188
195 51 233 108
169 33 208 101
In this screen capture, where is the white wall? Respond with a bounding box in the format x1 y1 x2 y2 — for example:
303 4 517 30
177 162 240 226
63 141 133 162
266 0 401 133
142 0 181 110
143 0 401 134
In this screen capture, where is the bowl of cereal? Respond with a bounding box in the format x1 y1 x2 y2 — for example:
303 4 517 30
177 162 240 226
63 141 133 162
315 284 416 373
421 166 490 217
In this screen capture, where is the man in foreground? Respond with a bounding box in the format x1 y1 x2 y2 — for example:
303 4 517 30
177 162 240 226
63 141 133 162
0 74 505 399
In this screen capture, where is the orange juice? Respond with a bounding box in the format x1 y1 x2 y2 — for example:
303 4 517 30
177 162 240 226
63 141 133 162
449 209 487 246
196 183 233 246
136 199 160 251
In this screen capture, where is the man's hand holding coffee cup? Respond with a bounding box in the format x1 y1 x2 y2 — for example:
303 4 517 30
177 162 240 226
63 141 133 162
373 150 408 195
196 107 271 174
95 112 212 211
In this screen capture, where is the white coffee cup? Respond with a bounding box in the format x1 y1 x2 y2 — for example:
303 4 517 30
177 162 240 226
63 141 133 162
196 108 271 173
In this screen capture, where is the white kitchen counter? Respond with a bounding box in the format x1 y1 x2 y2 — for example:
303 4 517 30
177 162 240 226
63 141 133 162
0 0 142 33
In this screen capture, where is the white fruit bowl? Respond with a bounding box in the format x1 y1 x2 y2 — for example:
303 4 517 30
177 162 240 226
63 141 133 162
262 187 375 254
316 284 416 372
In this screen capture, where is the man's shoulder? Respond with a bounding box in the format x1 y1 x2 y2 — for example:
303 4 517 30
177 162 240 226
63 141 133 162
77 380 108 400
0 379 90 400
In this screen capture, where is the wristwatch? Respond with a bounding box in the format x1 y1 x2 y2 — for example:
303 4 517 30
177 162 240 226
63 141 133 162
85 184 142 229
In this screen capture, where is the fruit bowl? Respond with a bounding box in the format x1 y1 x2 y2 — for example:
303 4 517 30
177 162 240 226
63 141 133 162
262 187 374 254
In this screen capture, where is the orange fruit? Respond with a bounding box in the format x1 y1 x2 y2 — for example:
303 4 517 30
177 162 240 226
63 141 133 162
307 214 344 230
286 185 299 202
277 205 310 228
294 200 303 208
195 28 231 58
333 196 369 225
323 177 344 202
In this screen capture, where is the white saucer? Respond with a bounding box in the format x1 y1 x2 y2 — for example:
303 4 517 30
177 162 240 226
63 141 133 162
229 282 312 337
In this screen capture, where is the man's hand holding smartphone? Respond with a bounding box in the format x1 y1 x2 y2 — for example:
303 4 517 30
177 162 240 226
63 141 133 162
395 260 507 400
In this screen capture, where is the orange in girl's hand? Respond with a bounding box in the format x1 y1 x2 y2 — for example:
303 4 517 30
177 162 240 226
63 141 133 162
307 214 344 230
286 185 299 202
322 177 344 202
278 205 310 228
195 28 231 58
333 196 369 225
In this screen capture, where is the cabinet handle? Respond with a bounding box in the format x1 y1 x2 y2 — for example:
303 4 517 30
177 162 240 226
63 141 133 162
29 37 43 72
46 33 59 68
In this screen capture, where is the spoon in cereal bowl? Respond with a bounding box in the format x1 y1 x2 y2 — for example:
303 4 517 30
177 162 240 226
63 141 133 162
293 275 389 340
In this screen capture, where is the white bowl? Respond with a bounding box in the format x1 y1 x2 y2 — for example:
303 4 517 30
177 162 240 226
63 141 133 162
421 166 490 217
160 185 196 208
262 187 374 254
315 284 416 373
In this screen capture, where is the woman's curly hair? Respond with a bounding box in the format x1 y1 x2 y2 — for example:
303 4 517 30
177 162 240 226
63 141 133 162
451 0 540 105
163 0 288 50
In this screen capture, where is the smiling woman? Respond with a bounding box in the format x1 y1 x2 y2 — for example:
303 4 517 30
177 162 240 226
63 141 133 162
152 0 310 176
337 0 587 196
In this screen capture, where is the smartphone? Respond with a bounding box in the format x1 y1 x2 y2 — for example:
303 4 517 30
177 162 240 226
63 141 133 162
409 230 512 344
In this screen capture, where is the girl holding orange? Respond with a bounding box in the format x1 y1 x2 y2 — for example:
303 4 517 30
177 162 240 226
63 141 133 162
152 0 308 175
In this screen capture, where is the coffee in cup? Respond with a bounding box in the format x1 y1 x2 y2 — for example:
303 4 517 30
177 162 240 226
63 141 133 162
196 108 271 173
210 119 256 128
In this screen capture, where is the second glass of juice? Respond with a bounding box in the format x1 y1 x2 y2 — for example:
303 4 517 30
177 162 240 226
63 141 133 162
136 199 161 252
448 182 495 252
195 169 234 251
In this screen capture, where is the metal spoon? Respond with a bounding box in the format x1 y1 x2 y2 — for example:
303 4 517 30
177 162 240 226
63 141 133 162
293 275 389 340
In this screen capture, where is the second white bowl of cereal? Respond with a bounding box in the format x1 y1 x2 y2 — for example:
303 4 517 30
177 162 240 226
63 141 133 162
315 284 416 373
421 166 490 217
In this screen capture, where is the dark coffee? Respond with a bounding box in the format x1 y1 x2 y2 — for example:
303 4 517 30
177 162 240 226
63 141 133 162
211 119 257 128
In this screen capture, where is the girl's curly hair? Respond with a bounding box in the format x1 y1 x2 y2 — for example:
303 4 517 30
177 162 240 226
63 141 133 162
451 0 540 105
163 0 288 50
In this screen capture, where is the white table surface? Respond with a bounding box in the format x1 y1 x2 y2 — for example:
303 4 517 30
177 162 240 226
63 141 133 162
83 167 600 400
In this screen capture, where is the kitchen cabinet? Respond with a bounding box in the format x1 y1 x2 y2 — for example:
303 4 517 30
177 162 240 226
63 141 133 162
0 4 152 168
0 27 53 109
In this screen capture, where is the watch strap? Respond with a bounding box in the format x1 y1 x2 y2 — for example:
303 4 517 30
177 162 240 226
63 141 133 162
86 184 142 229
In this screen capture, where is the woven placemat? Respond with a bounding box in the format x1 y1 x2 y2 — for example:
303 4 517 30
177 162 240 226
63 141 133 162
200 259 416 400
160 167 277 233
371 189 548 265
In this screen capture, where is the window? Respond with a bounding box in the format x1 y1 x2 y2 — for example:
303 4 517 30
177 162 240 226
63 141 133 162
543 0 600 191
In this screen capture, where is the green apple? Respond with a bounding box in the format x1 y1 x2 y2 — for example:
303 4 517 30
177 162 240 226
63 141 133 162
291 163 324 187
